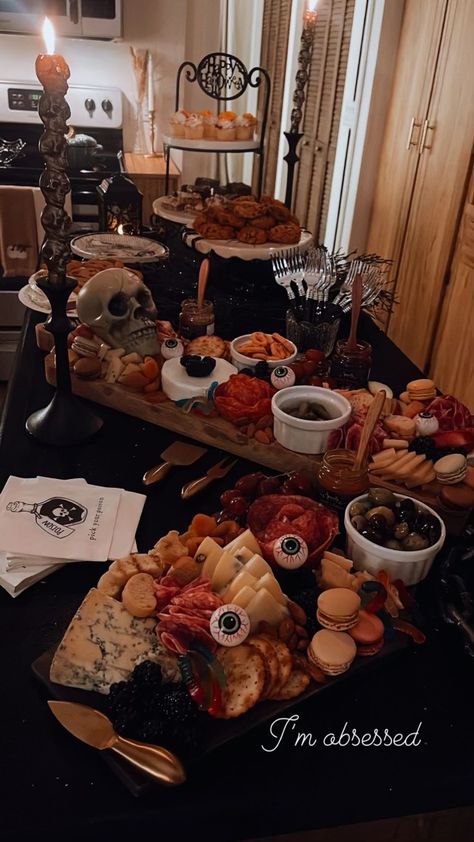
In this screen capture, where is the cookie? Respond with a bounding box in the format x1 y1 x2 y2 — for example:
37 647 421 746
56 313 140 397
186 334 226 357
269 223 300 244
73 356 101 379
122 572 157 618
199 223 234 240
234 200 265 219
252 214 276 230
237 225 268 244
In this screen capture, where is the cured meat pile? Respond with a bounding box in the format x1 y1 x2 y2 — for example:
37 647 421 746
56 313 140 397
327 411 385 455
214 374 275 424
247 494 339 565
425 395 474 431
154 576 223 655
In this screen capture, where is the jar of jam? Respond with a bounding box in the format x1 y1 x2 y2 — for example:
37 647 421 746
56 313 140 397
316 449 369 513
179 298 215 340
330 339 372 389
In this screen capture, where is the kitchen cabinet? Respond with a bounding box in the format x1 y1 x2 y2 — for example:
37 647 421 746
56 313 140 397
123 153 180 227
367 0 474 372
0 0 121 39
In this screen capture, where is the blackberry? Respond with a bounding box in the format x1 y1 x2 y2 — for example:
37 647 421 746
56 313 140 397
434 445 467 460
254 360 269 378
138 718 168 743
156 684 198 723
290 588 318 637
408 436 436 459
131 660 163 690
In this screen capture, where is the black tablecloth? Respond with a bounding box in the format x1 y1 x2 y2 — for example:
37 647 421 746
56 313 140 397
1 310 474 842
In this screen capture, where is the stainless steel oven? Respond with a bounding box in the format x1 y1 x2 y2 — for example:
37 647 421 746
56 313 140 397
0 1 121 39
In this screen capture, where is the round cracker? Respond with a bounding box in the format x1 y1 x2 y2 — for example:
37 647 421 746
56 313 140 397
248 635 280 698
186 335 226 358
270 669 310 701
216 644 265 719
260 634 292 693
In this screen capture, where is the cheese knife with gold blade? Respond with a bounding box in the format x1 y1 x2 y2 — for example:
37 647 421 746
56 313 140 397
48 701 186 786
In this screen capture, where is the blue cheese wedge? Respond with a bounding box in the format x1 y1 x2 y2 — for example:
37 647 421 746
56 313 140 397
225 529 261 556
50 588 179 693
211 552 243 593
194 537 224 580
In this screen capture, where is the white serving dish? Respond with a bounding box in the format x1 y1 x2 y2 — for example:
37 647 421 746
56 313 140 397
344 493 446 586
161 357 237 402
183 227 313 261
271 386 351 454
230 335 297 372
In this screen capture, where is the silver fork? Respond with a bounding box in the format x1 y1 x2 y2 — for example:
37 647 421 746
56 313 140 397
180 455 238 500
272 252 297 305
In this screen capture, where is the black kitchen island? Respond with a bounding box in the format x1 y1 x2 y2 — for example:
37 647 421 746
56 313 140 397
1 311 473 842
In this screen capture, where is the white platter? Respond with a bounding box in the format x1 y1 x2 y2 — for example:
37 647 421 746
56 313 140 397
183 228 313 261
70 233 168 264
152 196 196 225
163 134 260 152
19 271 78 316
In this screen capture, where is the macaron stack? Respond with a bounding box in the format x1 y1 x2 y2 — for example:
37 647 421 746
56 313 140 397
348 610 385 656
406 379 436 402
316 588 361 631
434 454 468 485
307 629 357 676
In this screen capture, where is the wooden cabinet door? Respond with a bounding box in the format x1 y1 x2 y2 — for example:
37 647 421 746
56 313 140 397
366 0 447 318
430 170 474 408
387 0 474 369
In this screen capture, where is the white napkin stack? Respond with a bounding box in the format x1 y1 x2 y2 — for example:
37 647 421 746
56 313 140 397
0 476 146 597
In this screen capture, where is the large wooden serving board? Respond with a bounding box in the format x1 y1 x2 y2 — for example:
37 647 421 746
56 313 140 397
33 635 408 796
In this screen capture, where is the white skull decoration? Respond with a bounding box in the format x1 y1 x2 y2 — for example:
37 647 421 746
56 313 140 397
77 268 159 356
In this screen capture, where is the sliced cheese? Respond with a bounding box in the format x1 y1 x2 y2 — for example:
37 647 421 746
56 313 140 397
245 588 288 633
372 448 396 465
49 588 179 693
405 460 436 488
232 546 255 564
194 537 224 580
386 452 425 480
211 552 243 593
231 585 257 610
225 528 261 556
383 438 409 450
222 569 258 602
319 558 355 590
323 551 353 571
255 572 286 605
244 553 273 579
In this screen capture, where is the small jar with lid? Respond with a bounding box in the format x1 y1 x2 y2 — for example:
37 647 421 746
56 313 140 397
179 298 215 340
330 339 372 389
316 449 369 512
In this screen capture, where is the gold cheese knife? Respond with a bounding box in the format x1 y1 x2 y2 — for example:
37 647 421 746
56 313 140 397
48 701 186 786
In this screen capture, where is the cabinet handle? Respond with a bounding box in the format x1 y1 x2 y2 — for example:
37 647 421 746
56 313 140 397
406 117 422 150
419 119 435 154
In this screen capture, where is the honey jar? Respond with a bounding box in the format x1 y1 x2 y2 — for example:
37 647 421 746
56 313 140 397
330 339 372 389
179 298 215 340
317 449 369 512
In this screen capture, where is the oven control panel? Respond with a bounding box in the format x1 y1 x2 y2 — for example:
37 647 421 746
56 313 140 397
8 88 42 111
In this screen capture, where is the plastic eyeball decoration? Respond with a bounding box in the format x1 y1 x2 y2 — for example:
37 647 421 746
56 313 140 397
270 365 296 390
415 411 439 437
273 534 308 570
209 603 250 647
161 337 184 359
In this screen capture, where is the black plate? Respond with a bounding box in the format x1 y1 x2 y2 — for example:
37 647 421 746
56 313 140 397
32 635 408 796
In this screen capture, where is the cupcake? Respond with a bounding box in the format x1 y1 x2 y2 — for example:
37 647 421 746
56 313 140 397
169 109 188 138
201 110 217 140
234 112 257 140
184 112 204 140
216 111 237 141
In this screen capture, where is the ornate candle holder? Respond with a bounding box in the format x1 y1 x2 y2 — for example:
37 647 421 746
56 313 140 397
145 109 159 157
284 8 317 208
26 44 103 446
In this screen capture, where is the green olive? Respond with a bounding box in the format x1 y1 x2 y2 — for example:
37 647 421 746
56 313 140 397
351 515 368 532
384 538 402 551
393 521 410 541
368 487 396 507
366 506 396 527
402 532 430 552
349 500 371 518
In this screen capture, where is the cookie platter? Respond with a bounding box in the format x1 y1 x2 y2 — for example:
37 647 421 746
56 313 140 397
33 480 415 794
183 227 313 261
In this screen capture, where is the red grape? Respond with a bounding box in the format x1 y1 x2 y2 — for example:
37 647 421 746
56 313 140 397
226 495 249 515
305 349 325 363
234 472 266 495
282 471 313 496
256 476 283 496
220 488 239 508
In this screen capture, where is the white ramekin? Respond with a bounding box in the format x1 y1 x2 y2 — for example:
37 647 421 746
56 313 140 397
344 492 446 586
271 386 351 454
230 334 297 372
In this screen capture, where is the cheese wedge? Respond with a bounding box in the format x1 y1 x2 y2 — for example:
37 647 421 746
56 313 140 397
244 553 273 579
245 588 288 632
231 585 257 610
404 460 436 488
383 438 409 450
372 448 397 465
194 537 224 580
323 551 353 571
319 558 355 590
225 528 261 556
232 546 255 564
222 569 258 603
386 452 425 480
211 552 243 593
254 572 286 605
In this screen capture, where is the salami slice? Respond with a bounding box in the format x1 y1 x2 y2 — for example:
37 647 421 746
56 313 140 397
247 494 338 566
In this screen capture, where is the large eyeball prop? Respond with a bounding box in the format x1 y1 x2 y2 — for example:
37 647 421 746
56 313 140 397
271 365 296 390
273 534 308 569
210 604 250 647
161 338 184 359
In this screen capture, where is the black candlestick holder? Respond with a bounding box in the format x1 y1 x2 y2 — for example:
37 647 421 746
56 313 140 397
26 276 103 445
284 13 317 208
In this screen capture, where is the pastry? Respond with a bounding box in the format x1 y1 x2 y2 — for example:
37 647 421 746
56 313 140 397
406 378 436 401
307 629 357 675
168 108 188 138
348 610 384 655
216 111 237 141
384 414 416 437
234 112 257 140
201 110 217 140
434 453 468 485
316 588 361 631
184 112 204 140
269 223 300 244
